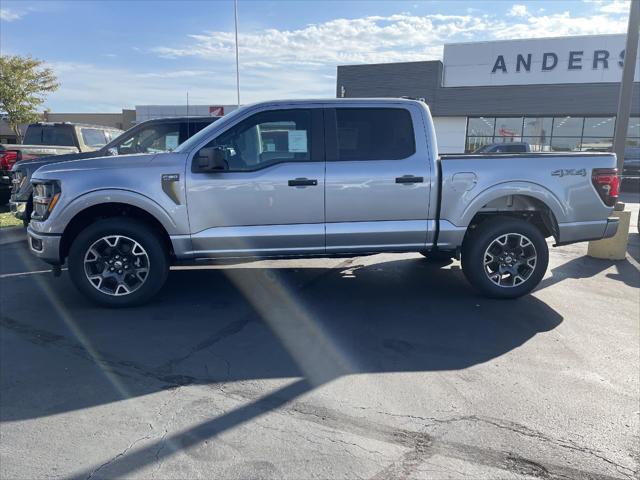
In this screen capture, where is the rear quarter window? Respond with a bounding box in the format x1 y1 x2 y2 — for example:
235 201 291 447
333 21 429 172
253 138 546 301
335 108 415 161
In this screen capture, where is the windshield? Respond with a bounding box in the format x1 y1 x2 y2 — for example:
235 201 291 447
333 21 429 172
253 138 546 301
175 107 248 153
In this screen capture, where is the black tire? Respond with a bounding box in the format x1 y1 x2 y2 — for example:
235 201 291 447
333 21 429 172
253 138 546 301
461 216 548 299
68 218 169 307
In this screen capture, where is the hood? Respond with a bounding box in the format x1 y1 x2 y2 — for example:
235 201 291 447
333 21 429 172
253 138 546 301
14 150 100 172
33 153 157 179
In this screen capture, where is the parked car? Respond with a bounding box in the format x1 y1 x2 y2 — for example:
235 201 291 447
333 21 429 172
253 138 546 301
9 116 218 225
473 142 531 153
621 146 640 192
26 99 619 306
1 122 122 203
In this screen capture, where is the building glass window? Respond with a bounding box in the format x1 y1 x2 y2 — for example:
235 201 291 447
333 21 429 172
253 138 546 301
580 138 613 152
551 137 581 152
552 116 584 137
523 117 552 140
466 136 493 152
583 117 615 137
467 117 495 137
465 115 640 153
494 117 523 140
627 117 640 138
521 137 551 152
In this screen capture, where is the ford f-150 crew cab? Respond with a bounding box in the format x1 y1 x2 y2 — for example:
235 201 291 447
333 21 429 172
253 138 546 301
26 99 620 307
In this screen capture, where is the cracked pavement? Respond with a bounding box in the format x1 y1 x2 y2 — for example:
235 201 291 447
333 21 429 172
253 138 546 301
0 195 638 479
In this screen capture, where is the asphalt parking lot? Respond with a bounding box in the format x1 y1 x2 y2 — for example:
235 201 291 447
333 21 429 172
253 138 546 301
1 194 639 480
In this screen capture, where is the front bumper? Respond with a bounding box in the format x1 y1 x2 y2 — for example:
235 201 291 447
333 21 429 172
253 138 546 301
27 226 62 265
9 200 27 220
602 217 619 239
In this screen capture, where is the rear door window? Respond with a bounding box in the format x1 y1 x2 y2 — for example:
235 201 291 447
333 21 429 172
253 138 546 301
335 108 415 161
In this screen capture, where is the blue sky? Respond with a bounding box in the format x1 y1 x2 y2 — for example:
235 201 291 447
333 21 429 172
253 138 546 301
0 0 632 112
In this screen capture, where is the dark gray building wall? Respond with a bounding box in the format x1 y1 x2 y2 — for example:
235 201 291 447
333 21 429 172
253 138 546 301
336 60 640 117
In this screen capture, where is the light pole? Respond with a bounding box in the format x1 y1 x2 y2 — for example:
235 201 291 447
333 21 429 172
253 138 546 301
234 0 240 108
613 0 640 173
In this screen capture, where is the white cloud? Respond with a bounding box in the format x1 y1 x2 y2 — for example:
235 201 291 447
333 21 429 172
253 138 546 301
44 7 630 110
585 0 631 15
154 10 627 68
44 61 333 111
598 0 631 14
508 5 529 17
0 8 23 21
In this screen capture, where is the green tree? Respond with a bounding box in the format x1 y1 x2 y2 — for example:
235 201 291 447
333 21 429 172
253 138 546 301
0 55 59 142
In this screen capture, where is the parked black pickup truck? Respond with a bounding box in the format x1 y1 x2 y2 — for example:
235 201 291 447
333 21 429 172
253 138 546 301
9 116 219 224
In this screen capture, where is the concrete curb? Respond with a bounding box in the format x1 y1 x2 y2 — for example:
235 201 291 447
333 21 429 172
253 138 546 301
0 227 26 246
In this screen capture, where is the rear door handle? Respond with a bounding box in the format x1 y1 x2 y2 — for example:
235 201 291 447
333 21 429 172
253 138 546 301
395 175 424 184
288 178 318 187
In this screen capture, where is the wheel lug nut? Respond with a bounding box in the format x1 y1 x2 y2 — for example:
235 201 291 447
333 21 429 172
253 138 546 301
118 270 123 274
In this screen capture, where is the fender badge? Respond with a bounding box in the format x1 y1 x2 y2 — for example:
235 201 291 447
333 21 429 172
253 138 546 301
551 168 586 177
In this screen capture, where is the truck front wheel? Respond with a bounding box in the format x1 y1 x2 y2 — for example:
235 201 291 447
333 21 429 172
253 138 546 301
461 216 548 298
68 218 169 307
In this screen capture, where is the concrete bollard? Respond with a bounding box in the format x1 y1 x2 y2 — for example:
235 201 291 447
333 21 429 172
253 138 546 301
587 209 632 260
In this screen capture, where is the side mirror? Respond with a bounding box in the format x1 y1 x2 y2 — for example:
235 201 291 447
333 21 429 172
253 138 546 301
196 147 227 172
107 147 118 156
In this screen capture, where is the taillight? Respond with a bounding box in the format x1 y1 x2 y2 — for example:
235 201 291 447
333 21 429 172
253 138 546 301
0 151 18 170
591 168 619 207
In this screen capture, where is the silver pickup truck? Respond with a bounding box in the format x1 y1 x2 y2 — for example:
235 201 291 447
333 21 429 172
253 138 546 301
27 99 619 307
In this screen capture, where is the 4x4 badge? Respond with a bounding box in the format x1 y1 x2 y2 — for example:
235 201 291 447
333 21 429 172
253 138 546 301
551 168 586 177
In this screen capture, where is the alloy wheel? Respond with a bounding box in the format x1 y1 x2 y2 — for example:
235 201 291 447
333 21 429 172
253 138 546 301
83 235 150 296
483 232 537 288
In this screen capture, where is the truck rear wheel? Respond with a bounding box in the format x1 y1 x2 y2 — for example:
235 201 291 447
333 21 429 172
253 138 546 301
461 216 548 298
68 218 169 307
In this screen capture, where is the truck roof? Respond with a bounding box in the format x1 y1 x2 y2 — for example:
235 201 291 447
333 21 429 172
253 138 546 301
134 116 220 125
29 121 123 130
243 98 426 108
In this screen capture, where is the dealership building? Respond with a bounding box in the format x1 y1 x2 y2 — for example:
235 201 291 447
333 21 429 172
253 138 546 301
336 33 640 153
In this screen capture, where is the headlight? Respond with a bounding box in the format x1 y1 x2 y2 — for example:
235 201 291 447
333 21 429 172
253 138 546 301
11 171 26 193
32 181 61 221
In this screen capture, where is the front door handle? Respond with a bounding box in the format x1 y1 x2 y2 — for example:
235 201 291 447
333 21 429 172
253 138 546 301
288 178 318 187
395 175 424 184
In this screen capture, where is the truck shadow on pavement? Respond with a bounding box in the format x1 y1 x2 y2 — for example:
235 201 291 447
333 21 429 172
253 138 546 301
0 244 569 479
2 255 563 425
537 234 640 291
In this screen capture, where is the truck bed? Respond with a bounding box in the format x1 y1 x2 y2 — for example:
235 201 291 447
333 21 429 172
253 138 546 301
437 152 617 247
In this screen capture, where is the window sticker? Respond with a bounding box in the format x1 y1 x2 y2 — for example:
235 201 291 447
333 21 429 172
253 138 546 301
288 130 308 153
165 134 179 150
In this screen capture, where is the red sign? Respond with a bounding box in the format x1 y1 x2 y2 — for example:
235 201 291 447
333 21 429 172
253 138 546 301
209 106 225 116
